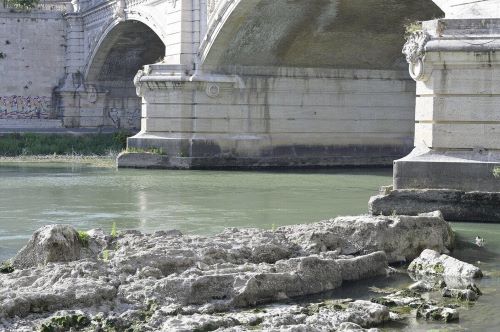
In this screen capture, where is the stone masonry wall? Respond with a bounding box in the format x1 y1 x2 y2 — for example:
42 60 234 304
0 6 66 121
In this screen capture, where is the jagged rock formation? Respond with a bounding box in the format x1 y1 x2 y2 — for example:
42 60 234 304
0 212 454 330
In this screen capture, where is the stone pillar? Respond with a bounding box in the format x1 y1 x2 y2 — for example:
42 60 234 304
58 13 85 128
164 0 200 67
394 6 500 192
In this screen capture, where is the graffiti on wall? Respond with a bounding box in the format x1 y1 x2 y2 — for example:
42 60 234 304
0 96 53 119
108 107 141 129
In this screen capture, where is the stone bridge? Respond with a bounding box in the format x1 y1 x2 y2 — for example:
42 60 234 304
0 0 443 167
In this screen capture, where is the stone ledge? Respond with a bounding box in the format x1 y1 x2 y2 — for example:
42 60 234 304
369 189 500 222
394 148 500 192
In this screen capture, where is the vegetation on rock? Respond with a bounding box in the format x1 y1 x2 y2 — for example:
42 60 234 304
77 231 89 247
39 314 91 332
0 261 14 274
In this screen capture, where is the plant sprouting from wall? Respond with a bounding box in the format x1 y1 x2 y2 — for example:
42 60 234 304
3 0 39 10
404 20 423 38
493 166 500 178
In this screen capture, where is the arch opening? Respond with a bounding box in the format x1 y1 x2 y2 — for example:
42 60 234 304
86 20 165 129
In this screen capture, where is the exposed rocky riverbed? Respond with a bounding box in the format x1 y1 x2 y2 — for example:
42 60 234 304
0 211 484 331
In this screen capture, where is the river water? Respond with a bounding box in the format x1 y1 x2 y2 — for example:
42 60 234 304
1 163 499 331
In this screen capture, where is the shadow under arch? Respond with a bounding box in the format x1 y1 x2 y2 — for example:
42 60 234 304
85 20 165 129
201 0 443 71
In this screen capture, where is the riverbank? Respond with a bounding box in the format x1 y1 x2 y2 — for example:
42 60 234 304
0 155 117 168
0 132 128 158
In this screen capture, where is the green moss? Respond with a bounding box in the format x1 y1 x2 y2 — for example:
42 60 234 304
397 289 421 298
433 263 445 274
370 297 397 307
77 231 90 247
390 306 413 315
333 303 347 310
39 314 90 332
0 261 14 274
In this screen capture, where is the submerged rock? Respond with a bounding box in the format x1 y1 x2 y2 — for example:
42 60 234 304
408 249 483 279
416 304 459 323
442 284 482 302
371 289 424 308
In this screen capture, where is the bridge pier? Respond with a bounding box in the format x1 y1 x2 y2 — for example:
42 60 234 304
394 17 500 192
371 1 500 221
117 63 418 169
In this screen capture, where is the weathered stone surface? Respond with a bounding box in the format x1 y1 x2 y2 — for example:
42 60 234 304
283 211 454 263
394 16 500 193
416 304 459 323
11 225 83 269
442 287 480 301
0 214 455 330
369 189 500 222
371 289 424 308
433 0 500 19
139 300 387 332
10 225 107 269
408 249 483 279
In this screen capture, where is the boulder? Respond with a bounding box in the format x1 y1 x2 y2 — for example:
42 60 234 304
11 225 84 269
442 285 482 301
408 249 483 279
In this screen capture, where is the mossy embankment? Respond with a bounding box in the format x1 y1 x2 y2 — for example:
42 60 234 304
0 132 130 167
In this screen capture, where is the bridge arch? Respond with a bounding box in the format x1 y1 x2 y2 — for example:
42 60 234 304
84 18 165 129
200 0 443 70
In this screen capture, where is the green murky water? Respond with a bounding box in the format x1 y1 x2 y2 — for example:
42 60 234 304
0 163 391 260
1 163 499 331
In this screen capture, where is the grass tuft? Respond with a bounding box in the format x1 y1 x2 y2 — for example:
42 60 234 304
77 231 90 247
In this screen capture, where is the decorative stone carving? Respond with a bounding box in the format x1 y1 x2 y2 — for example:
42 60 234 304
133 70 146 97
205 83 220 98
402 31 430 81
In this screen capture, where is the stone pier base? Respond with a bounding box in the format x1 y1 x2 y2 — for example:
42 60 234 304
369 189 500 222
394 148 500 192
